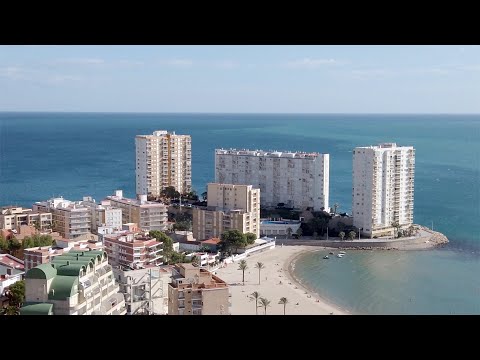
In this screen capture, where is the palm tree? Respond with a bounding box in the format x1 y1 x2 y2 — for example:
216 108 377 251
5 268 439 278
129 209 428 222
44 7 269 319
348 231 356 240
259 297 271 315
391 221 400 238
255 262 265 285
339 231 345 241
238 260 248 285
286 227 293 239
250 291 261 315
278 297 288 315
296 227 303 238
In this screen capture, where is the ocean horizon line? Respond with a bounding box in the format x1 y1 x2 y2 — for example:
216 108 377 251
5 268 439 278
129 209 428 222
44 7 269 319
1 111 480 116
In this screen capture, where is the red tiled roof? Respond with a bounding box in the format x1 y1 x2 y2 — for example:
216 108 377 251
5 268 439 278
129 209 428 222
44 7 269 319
201 238 221 245
0 254 25 270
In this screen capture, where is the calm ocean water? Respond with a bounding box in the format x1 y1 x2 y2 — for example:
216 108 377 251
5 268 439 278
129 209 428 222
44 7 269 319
1 112 479 314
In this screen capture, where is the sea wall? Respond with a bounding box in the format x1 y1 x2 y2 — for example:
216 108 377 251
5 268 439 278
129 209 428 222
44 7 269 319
278 226 448 250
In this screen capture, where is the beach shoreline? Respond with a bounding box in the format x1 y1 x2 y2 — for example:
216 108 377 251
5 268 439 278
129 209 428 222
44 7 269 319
284 248 354 315
214 245 349 315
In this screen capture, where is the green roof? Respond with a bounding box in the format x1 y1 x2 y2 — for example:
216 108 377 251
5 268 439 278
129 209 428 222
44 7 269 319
26 263 57 280
52 260 94 270
20 303 54 315
48 276 79 300
55 264 86 277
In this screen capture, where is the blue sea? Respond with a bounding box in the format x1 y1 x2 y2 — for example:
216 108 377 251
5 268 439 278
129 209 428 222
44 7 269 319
1 112 479 314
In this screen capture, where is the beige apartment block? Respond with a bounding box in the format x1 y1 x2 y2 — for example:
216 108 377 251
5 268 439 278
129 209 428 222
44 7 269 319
193 183 260 240
136 130 192 197
103 231 163 269
21 249 126 315
352 143 415 238
168 263 229 315
0 206 52 231
105 190 168 232
33 198 91 239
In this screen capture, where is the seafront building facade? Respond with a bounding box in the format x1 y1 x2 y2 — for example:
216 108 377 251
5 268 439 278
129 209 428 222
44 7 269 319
105 190 168 232
33 198 91 239
135 130 192 197
215 149 329 211
193 183 260 240
352 143 415 238
0 206 52 231
168 263 229 315
21 249 126 315
103 231 163 269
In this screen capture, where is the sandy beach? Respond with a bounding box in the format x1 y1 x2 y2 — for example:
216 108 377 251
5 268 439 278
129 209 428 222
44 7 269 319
215 245 350 315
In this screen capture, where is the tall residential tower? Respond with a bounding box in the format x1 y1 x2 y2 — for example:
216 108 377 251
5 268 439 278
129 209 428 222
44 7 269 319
135 130 192 197
215 149 329 211
352 143 415 238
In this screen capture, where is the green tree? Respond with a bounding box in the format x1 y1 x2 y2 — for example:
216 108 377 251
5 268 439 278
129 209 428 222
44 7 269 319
348 231 356 240
3 280 25 315
221 229 247 254
169 251 192 265
312 231 318 239
259 297 271 315
309 216 328 236
33 220 41 231
22 236 34 249
250 291 261 315
278 297 289 315
245 233 256 245
173 220 192 231
183 190 198 201
296 227 303 238
0 234 7 252
201 191 207 201
149 231 174 262
161 186 180 200
238 260 248 285
286 227 293 239
7 238 21 256
255 262 265 285
339 231 346 241
7 280 25 307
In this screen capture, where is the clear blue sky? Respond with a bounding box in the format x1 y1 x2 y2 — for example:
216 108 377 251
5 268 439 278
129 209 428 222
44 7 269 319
1 45 479 113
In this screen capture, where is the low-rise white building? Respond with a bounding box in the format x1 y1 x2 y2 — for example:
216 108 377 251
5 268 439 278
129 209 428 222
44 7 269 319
260 219 302 237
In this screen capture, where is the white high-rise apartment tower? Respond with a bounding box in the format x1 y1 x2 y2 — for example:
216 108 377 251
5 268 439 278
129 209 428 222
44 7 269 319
136 130 192 197
352 143 415 238
215 149 329 211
